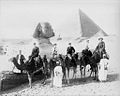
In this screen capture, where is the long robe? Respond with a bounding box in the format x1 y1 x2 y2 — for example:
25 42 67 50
53 65 63 87
98 58 109 81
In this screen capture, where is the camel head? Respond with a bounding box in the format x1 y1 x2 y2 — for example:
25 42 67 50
9 57 17 63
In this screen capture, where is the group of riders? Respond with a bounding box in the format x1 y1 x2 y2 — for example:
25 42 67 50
14 37 108 87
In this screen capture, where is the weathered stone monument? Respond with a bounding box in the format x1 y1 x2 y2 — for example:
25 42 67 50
33 22 55 58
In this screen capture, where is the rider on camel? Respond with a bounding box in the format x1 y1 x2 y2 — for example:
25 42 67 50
67 43 75 59
52 43 59 60
95 37 106 58
82 40 90 55
16 50 26 73
30 43 39 61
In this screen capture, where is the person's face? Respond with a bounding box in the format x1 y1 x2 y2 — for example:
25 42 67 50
98 39 101 42
100 39 102 42
34 44 36 47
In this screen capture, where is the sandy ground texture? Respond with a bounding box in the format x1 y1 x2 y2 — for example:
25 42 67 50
0 66 120 96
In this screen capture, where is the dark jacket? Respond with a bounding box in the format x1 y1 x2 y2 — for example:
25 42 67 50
95 41 105 52
67 46 75 55
31 46 39 58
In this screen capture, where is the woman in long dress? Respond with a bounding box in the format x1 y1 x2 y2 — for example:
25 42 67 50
98 54 109 81
53 60 63 87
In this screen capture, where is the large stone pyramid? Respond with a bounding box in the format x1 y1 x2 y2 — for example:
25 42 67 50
79 9 108 38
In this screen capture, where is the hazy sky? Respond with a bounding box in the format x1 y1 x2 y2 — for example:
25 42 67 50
0 0 120 39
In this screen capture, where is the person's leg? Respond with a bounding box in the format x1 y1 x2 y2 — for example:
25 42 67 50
21 70 23 74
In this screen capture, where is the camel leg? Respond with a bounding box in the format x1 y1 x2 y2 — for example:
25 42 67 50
50 70 54 87
42 71 46 85
89 70 92 77
84 67 86 78
63 68 66 80
27 72 32 88
94 69 97 80
80 66 83 78
64 68 67 82
72 68 75 79
74 68 77 79
12 66 15 72
67 68 70 84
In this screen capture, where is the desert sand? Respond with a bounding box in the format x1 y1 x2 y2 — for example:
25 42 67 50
0 35 120 96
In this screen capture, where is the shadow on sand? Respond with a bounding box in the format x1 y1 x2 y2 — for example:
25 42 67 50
0 73 119 95
63 73 119 87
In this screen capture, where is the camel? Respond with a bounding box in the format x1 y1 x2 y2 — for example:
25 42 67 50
10 56 43 88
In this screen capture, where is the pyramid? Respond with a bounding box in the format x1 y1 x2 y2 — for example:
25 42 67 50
79 9 108 38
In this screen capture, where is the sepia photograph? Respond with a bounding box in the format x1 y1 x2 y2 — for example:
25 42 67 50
0 0 120 95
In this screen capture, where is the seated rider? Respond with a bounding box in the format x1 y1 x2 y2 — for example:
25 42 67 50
52 43 58 60
95 37 106 58
30 43 39 60
67 43 75 59
82 40 90 56
16 50 26 73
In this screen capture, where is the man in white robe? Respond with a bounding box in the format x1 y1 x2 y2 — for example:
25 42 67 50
53 61 63 87
98 54 109 81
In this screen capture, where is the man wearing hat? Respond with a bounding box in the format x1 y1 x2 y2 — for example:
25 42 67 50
30 43 39 61
16 50 26 73
95 37 106 58
67 43 75 58
52 43 59 58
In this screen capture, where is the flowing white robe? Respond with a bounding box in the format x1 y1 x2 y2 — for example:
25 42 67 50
53 65 63 87
98 58 109 81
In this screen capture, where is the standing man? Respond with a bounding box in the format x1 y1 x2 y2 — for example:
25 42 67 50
67 43 75 58
95 37 106 58
16 50 26 73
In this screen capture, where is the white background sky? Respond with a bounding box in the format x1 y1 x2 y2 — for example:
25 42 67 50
0 0 120 39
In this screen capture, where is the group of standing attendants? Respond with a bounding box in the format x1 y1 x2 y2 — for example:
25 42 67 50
14 37 109 88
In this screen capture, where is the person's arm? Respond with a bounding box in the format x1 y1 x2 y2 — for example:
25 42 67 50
37 47 39 53
67 47 69 53
72 47 75 53
95 44 99 51
102 42 105 50
22 55 26 62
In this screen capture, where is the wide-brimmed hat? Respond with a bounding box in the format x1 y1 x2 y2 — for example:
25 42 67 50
98 37 103 40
